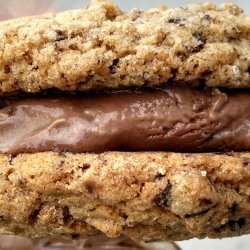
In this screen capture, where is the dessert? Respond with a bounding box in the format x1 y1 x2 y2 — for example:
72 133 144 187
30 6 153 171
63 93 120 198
0 0 249 243
0 1 249 94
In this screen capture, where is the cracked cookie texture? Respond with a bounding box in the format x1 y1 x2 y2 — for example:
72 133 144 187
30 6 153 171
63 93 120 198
0 0 249 95
0 152 250 241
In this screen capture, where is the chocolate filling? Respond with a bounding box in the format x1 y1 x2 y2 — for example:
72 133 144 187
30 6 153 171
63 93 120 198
0 85 249 154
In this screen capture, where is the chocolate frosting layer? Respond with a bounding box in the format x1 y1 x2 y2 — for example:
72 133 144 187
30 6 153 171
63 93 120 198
0 85 249 154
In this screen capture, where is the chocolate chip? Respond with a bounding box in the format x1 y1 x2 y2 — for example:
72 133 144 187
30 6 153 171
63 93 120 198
193 63 199 69
58 159 65 169
184 206 216 218
228 218 245 231
193 33 202 41
153 181 172 208
168 18 186 26
32 66 39 70
242 158 250 167
29 203 43 224
191 33 206 52
155 173 166 179
230 202 238 214
168 18 180 23
109 58 120 74
79 163 90 172
18 178 27 186
55 30 67 41
199 198 213 206
84 181 96 194
202 14 212 21
63 206 73 223
184 204 218 218
4 65 10 74
191 43 205 53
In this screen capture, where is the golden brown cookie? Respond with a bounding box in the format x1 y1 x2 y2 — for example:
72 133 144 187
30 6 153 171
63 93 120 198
0 1 249 95
0 152 249 241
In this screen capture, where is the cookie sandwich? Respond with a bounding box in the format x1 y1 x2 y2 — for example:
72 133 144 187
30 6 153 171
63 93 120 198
0 0 249 242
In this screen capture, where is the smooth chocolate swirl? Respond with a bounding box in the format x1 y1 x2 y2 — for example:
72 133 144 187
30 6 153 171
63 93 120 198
0 85 249 154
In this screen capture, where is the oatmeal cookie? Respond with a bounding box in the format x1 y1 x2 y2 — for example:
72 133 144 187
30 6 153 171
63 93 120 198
0 152 249 241
0 1 249 95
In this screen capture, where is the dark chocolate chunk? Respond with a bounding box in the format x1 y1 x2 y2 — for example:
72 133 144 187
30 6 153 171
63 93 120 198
79 163 91 172
184 206 215 218
109 58 120 73
228 218 245 231
63 206 73 223
153 181 172 208
202 14 212 21
55 30 67 41
191 33 206 52
242 158 250 167
32 66 39 71
191 43 205 53
4 65 10 74
199 198 213 206
84 181 96 194
28 203 43 224
230 202 238 214
193 32 203 42
155 172 166 179
168 18 186 26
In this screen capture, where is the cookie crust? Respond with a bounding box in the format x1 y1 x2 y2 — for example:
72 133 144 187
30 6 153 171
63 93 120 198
0 1 249 95
0 151 250 241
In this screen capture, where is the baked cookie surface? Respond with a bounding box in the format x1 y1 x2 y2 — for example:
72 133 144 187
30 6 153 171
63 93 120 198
0 152 249 241
0 1 249 95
